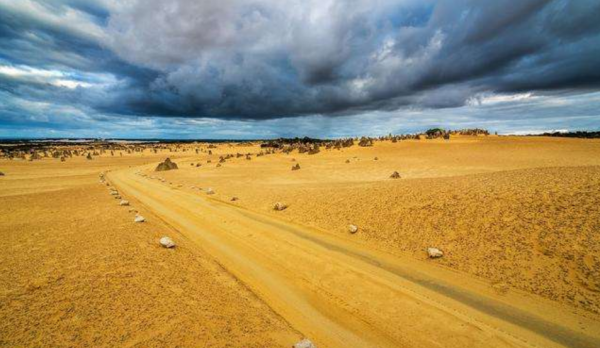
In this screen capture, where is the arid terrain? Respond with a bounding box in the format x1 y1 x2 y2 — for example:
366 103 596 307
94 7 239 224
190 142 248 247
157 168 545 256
1 135 600 348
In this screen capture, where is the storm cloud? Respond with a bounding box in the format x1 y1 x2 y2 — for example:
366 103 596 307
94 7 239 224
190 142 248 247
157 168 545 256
0 0 600 137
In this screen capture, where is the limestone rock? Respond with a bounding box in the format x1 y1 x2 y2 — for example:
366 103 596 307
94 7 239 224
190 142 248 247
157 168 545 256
134 214 145 223
427 247 443 258
348 224 358 234
274 202 287 211
390 171 401 179
119 200 129 206
155 158 178 172
294 338 316 348
160 237 176 248
206 188 215 195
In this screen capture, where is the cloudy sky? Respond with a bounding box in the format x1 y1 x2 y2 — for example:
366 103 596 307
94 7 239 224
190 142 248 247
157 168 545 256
1 0 599 139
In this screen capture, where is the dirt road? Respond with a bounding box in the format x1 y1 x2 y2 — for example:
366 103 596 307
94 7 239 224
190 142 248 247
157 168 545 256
108 166 600 348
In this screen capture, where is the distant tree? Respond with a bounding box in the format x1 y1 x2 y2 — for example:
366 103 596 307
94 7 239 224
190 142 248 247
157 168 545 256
426 128 445 137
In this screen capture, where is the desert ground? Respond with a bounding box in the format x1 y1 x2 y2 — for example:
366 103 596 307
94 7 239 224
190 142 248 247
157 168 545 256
1 135 600 348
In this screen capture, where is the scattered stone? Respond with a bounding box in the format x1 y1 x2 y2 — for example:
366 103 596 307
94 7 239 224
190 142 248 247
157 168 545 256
134 214 145 223
119 200 129 206
374 157 378 160
0 171 4 176
206 188 215 195
110 190 119 195
115 195 121 199
427 247 443 258
348 224 358 234
294 338 317 348
274 202 287 211
160 236 176 248
128 208 137 213
292 163 301 171
155 158 178 172
345 159 350 163
231 197 239 201
390 171 401 179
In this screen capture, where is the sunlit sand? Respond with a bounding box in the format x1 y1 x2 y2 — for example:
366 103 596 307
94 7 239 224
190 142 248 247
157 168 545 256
2 134 600 347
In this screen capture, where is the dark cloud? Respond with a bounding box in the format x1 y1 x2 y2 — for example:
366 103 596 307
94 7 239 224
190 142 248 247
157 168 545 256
0 0 599 125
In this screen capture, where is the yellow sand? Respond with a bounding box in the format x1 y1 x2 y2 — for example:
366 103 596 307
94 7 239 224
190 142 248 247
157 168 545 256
1 135 600 348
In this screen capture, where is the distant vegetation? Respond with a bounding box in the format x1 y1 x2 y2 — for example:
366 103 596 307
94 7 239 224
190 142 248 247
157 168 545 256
0 129 500 161
538 131 600 139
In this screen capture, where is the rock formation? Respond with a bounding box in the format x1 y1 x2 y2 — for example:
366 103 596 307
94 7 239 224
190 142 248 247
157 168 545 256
160 237 176 248
155 158 178 171
427 247 443 258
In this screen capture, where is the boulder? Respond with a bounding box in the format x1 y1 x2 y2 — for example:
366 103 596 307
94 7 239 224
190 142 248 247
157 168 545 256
427 247 443 258
160 237 176 248
155 158 178 172
348 225 358 234
119 200 130 206
294 339 316 348
134 214 145 223
110 190 119 195
390 171 401 179
292 163 301 171
206 188 215 195
274 202 287 211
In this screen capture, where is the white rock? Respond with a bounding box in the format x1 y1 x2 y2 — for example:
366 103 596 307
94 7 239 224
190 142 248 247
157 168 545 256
134 214 145 223
348 224 358 234
160 236 176 248
427 247 443 258
273 202 287 211
206 188 215 195
294 338 316 348
110 190 118 195
119 200 129 206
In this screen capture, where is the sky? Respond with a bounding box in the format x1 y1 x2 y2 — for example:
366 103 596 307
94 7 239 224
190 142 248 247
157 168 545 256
1 0 599 139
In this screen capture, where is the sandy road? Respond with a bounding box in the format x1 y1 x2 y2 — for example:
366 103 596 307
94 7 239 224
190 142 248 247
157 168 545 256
108 167 600 348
